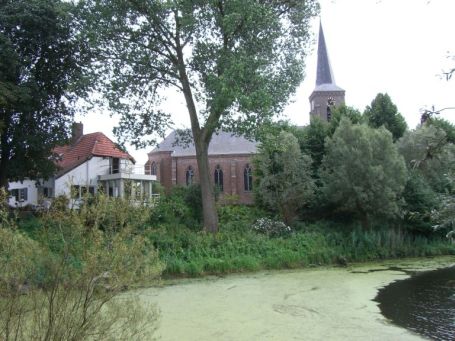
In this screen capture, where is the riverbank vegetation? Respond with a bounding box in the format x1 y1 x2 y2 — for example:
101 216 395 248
5 105 455 284
0 192 162 340
2 114 455 338
9 190 454 282
148 101 454 277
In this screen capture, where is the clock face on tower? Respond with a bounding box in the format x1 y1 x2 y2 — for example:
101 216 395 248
327 97 335 106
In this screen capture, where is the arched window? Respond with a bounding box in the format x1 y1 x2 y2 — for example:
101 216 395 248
151 162 157 175
244 164 253 191
214 165 223 192
186 166 194 186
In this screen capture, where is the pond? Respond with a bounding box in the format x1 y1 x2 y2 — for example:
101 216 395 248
139 257 454 340
376 265 455 341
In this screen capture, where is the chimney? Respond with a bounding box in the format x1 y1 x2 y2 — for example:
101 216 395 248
71 122 83 144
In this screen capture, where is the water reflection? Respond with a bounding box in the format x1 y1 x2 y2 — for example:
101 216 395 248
375 266 455 341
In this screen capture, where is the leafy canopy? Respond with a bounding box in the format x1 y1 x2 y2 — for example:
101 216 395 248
79 0 320 147
0 0 88 185
364 93 407 141
320 118 407 227
255 131 315 224
397 124 455 194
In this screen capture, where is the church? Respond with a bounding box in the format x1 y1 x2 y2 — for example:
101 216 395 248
146 23 344 204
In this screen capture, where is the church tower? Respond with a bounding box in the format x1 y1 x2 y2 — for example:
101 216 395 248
309 22 345 121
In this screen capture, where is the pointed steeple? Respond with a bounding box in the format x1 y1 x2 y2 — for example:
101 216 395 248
316 21 335 86
309 21 345 122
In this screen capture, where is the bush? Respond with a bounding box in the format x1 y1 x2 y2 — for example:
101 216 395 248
401 172 439 234
218 205 265 232
252 218 292 237
149 185 202 230
0 190 162 340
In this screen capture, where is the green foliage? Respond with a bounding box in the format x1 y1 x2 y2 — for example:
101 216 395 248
147 221 455 278
432 195 455 241
255 131 315 224
0 0 89 187
321 118 407 227
328 104 363 135
78 0 319 232
397 125 455 193
364 93 407 141
150 185 203 229
0 193 162 340
427 117 455 144
300 117 329 174
401 171 439 233
79 0 319 147
217 204 265 231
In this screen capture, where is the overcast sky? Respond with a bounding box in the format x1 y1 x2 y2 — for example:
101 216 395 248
76 0 455 166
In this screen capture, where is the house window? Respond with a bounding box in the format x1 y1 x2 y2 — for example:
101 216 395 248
244 164 253 191
186 166 194 186
43 187 53 198
151 162 157 175
21 188 28 201
214 165 223 192
9 188 27 202
112 158 120 174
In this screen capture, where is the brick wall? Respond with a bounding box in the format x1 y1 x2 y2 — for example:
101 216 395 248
147 152 255 204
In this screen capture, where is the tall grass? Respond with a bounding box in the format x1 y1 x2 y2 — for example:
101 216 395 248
147 222 455 277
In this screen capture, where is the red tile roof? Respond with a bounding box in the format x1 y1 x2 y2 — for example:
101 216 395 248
54 132 135 177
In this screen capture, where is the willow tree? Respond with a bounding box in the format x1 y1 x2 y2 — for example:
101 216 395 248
321 118 407 228
79 0 319 232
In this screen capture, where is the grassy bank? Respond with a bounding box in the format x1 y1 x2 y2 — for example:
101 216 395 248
14 198 455 280
147 223 455 278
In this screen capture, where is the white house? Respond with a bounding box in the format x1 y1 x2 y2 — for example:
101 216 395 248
8 123 157 208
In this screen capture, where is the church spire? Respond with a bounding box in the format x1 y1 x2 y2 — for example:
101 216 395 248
309 21 345 122
316 21 335 86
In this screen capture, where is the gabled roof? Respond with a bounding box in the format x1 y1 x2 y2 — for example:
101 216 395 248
54 132 134 178
149 130 257 157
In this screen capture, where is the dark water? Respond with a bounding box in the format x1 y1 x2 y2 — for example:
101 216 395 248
375 266 455 341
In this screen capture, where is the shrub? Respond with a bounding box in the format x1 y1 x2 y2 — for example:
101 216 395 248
149 185 202 229
252 218 292 237
0 191 162 340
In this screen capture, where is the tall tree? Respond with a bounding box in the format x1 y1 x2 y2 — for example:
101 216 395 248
364 93 407 141
300 116 328 175
79 0 319 232
427 117 455 144
397 125 455 194
255 131 314 225
320 118 407 228
0 0 88 189
328 104 362 136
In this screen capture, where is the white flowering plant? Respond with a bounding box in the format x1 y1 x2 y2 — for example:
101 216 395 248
252 218 292 237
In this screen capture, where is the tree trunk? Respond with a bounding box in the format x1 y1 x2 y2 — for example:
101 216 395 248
175 39 219 232
173 15 221 232
0 161 8 195
0 119 10 192
194 139 219 233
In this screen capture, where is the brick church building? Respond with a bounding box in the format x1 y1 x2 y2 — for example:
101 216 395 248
146 22 344 204
146 131 257 204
